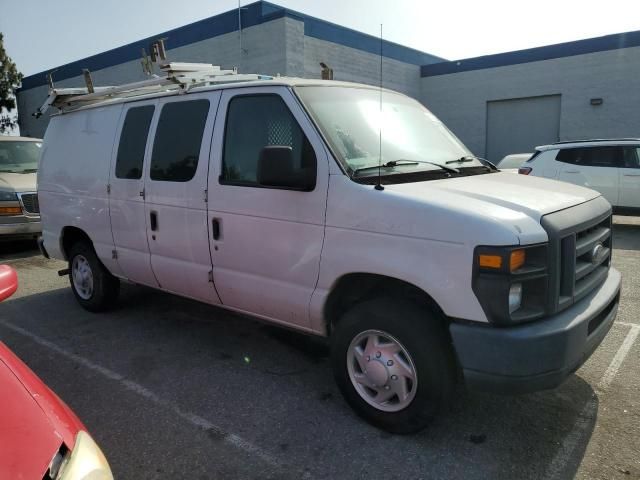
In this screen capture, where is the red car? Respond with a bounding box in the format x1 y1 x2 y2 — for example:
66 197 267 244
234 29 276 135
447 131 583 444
0 265 113 479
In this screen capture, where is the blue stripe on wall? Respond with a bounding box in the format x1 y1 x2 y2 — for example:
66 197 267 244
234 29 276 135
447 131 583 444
20 0 442 91
421 30 640 77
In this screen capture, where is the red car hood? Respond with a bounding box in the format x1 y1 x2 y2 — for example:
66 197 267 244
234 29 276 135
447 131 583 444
0 342 85 479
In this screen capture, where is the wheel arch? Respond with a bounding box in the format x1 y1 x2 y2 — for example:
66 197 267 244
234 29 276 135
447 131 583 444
60 226 94 260
323 273 449 336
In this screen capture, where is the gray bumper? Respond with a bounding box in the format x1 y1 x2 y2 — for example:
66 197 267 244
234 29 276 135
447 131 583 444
451 267 621 394
0 220 41 237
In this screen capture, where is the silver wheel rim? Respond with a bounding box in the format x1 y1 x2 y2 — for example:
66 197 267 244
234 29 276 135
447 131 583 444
72 254 94 300
347 329 418 412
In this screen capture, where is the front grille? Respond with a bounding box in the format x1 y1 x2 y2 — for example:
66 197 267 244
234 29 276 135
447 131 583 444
541 196 612 315
559 216 611 307
19 193 40 214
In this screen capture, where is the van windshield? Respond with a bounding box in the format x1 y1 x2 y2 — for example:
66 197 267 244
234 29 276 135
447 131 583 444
295 86 476 176
0 141 42 173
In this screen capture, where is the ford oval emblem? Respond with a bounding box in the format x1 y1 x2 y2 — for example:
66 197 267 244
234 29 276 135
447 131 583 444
591 243 605 265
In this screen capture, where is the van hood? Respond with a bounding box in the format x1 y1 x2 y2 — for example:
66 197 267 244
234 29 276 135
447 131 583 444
0 172 37 192
385 171 600 220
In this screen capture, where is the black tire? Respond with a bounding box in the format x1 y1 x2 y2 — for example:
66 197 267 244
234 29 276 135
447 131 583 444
331 297 455 434
68 241 120 312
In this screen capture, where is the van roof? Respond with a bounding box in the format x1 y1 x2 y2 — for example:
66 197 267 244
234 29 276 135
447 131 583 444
42 72 399 117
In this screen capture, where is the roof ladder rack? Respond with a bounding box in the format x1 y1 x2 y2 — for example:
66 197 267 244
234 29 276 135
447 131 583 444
34 62 273 117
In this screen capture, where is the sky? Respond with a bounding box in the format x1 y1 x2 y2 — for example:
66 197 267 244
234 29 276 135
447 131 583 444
2 0 640 78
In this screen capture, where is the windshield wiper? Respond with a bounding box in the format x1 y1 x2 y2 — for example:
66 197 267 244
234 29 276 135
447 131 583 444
19 169 38 173
445 156 476 164
353 159 459 177
446 155 499 171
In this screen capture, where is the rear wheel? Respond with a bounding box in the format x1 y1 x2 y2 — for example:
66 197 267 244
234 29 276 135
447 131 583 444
331 297 455 434
68 242 119 312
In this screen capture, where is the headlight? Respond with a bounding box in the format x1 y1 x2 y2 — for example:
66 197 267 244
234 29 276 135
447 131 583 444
508 283 522 313
57 431 113 480
0 190 17 201
473 244 548 325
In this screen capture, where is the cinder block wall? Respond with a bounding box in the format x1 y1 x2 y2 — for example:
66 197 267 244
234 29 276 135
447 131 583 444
303 36 422 98
16 0 445 139
17 18 291 138
420 46 640 156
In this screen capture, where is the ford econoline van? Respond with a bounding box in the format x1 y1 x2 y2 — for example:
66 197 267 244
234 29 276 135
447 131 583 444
37 65 621 433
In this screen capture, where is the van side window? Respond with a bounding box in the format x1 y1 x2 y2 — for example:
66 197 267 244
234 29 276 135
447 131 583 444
115 106 155 179
221 95 316 188
556 147 622 167
150 100 210 182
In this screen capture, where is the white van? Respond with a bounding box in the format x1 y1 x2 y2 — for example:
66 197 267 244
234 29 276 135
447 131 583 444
38 67 621 433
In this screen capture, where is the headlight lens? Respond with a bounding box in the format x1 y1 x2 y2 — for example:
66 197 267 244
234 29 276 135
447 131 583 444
0 190 17 201
58 431 113 480
508 283 523 314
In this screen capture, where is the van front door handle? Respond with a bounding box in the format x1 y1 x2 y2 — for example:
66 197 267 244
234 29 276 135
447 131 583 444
150 211 158 231
212 218 221 240
623 173 640 177
564 170 579 174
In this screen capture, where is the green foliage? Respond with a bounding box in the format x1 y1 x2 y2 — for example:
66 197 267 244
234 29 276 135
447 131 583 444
0 33 23 133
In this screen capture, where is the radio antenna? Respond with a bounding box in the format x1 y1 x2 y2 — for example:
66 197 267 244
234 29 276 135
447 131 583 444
375 23 384 191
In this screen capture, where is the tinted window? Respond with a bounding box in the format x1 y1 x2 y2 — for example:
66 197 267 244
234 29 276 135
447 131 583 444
556 147 622 167
150 100 209 182
115 106 154 179
620 147 640 168
221 95 316 187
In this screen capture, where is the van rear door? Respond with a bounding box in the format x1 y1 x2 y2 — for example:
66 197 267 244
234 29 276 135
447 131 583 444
143 91 222 304
109 100 159 287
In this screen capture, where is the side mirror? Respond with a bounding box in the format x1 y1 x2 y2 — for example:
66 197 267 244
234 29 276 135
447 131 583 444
257 146 314 191
0 265 18 302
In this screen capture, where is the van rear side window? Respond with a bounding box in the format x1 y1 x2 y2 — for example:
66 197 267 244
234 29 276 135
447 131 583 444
150 100 210 182
115 106 155 179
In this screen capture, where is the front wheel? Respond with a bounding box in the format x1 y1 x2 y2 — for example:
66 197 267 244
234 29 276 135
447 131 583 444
331 297 455 434
68 242 119 312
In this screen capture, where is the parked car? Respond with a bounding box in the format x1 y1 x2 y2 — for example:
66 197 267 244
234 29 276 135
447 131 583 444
0 265 113 479
519 139 640 215
38 67 621 433
497 153 532 173
0 136 42 239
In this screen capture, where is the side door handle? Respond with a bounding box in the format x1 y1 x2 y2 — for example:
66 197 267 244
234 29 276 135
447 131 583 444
212 218 221 240
623 173 640 177
150 211 158 231
564 170 580 174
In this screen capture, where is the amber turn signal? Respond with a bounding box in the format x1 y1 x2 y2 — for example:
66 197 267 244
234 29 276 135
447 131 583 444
510 249 526 272
0 206 22 216
479 254 502 269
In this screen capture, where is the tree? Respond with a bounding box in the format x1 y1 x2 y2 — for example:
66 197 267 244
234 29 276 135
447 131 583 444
0 33 23 134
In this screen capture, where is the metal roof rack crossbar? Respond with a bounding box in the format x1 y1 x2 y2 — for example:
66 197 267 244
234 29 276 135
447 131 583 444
34 62 273 117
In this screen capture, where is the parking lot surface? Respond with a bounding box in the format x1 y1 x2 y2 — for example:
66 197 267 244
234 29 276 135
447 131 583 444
1 217 639 479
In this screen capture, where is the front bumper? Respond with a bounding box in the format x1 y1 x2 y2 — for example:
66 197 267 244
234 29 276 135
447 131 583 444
450 267 621 394
0 219 42 238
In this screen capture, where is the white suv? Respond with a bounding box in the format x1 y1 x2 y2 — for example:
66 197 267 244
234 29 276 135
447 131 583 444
520 139 640 215
37 70 621 433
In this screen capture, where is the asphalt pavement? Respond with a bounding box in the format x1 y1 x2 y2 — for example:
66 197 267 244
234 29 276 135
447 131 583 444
0 216 638 479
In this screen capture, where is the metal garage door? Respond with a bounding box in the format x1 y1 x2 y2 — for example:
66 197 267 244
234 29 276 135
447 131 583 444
485 94 561 162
